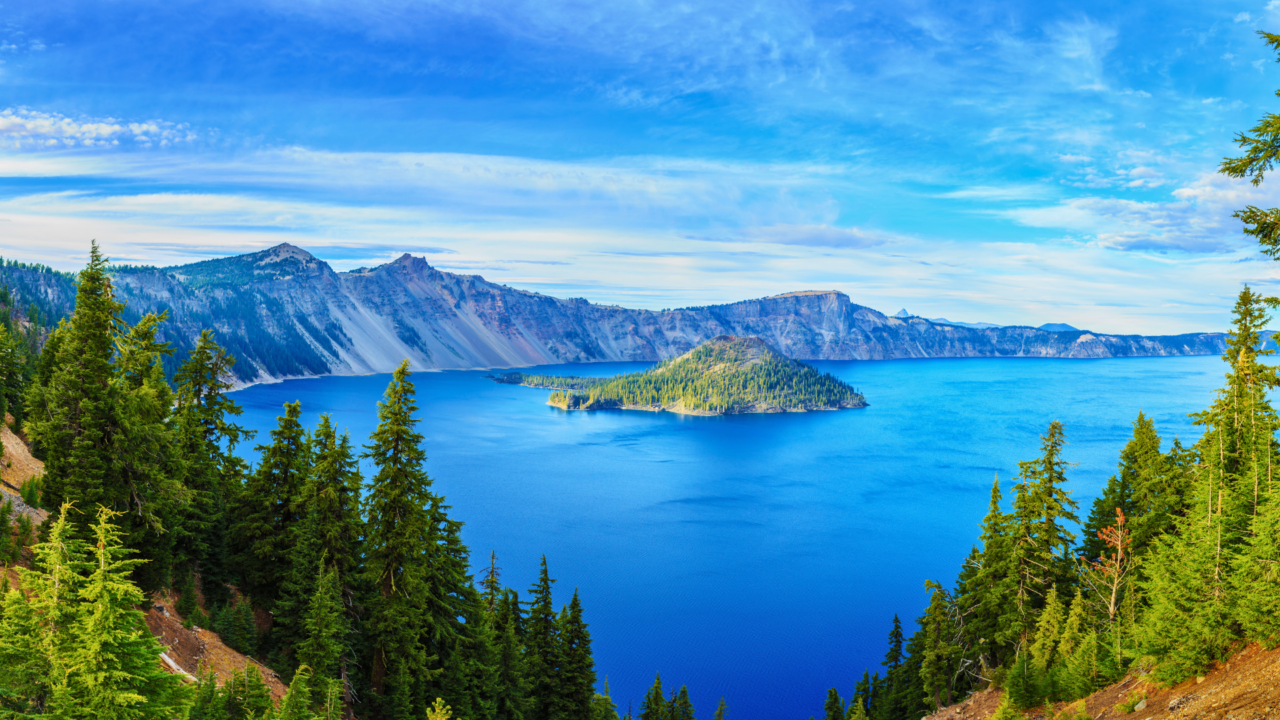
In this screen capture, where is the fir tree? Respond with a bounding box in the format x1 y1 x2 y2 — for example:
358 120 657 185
361 360 438 720
672 686 695 720
919 581 959 711
172 329 251 606
275 414 363 678
25 244 181 593
824 688 845 720
638 674 665 720
714 697 727 720
957 478 1013 671
0 505 192 717
296 564 348 701
231 400 312 608
556 589 597 720
527 555 559 720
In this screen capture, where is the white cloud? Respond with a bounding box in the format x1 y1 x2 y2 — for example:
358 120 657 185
1236 11 1253 23
0 108 196 149
1058 154 1093 163
937 184 1053 201
1255 59 1267 72
1224 53 1236 60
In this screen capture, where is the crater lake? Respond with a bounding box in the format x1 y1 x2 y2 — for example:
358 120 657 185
231 355 1223 720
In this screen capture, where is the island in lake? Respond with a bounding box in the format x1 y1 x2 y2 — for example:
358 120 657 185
492 335 868 415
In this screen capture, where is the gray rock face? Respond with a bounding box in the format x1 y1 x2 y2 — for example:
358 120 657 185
2 244 1229 385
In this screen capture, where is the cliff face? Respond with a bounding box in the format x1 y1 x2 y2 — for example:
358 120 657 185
0 244 1227 385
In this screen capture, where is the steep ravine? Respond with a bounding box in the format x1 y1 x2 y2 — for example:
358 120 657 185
0 244 1229 386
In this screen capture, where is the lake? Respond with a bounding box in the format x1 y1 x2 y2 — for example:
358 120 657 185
230 355 1224 719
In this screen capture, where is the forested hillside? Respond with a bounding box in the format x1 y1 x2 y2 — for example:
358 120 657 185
0 244 694 720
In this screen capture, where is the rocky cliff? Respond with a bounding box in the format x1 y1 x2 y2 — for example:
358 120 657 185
0 244 1228 385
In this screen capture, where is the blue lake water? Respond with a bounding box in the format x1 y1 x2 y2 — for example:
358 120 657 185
230 355 1224 719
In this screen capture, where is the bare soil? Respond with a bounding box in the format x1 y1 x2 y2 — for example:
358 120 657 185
924 643 1280 720
147 589 288 700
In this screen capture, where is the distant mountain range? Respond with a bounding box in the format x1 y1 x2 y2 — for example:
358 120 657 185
0 244 1230 386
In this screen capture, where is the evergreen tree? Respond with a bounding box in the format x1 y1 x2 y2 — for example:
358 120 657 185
672 686 695 720
361 360 438 720
25 244 181 593
919 581 959 711
714 697 727 720
638 674 666 720
493 591 530 720
824 688 845 720
231 400 312 608
527 555 559 720
1138 287 1278 682
275 414 363 678
0 505 192 717
296 563 348 701
172 329 251 607
957 477 1013 671
556 589 597 720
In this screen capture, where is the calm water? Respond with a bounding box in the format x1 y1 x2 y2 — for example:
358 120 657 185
231 356 1224 719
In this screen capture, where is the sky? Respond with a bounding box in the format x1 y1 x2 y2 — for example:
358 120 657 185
4 1 1280 332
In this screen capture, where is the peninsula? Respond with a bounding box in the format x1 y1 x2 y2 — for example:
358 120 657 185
493 335 868 415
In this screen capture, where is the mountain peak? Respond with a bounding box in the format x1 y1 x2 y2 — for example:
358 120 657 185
261 243 317 263
166 243 330 288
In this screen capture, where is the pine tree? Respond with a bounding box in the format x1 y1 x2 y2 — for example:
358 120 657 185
919 580 959 711
231 400 312 608
172 329 252 607
0 504 192 717
957 477 1013 672
1028 587 1063 673
638 674 665 720
527 555 559 720
672 686 695 720
1138 287 1278 682
556 589 597 720
362 360 438 720
824 688 845 720
714 697 727 720
275 414 363 678
494 610 530 720
25 244 181 594
296 563 348 700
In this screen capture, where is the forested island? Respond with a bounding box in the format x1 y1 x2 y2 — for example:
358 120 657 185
493 335 867 415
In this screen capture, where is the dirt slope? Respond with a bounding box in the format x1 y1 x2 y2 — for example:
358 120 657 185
924 644 1280 720
145 590 288 700
0 417 47 525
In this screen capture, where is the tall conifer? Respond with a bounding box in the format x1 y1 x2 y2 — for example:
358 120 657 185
231 400 312 607
362 360 437 720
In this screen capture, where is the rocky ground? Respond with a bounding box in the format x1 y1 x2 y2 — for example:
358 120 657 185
924 644 1280 720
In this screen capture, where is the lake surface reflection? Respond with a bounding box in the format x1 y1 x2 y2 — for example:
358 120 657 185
232 355 1222 719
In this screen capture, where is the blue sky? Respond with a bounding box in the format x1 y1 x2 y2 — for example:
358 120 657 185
3 0 1280 332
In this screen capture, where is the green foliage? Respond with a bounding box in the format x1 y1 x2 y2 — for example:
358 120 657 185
20 475 42 509
24 243 183 594
0 504 193 718
519 336 864 413
361 359 442 719
1115 691 1145 714
231 400 312 608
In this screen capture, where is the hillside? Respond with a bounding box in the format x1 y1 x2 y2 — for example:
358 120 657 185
924 641 1280 720
0 424 286 700
498 335 867 415
0 244 1230 386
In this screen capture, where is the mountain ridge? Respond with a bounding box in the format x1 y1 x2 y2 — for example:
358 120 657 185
0 244 1230 386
